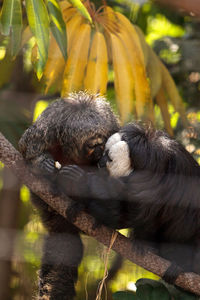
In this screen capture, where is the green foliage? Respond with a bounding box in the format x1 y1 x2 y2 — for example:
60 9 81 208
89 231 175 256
113 279 199 300
0 44 15 87
136 284 154 300
0 0 23 56
0 0 91 79
25 0 50 79
47 0 67 60
113 290 137 300
68 0 92 24
33 100 49 121
146 14 185 45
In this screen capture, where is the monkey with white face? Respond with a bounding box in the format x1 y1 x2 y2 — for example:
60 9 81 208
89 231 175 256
98 132 133 177
59 122 200 285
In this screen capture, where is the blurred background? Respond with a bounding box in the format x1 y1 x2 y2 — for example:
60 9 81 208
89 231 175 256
0 0 200 299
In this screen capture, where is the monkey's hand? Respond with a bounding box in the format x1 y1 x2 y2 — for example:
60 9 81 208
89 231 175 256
58 165 87 200
59 165 126 228
30 153 57 175
59 165 85 181
40 157 57 173
57 165 89 222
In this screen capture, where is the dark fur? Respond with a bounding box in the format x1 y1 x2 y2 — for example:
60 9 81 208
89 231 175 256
18 92 119 300
59 123 200 284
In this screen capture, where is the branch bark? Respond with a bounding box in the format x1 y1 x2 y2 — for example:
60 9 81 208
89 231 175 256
0 132 200 295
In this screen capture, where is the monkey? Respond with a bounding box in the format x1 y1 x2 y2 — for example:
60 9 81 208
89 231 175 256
58 122 200 285
18 91 120 300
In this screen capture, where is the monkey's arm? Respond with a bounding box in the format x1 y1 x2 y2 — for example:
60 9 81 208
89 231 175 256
57 165 172 231
57 165 132 229
18 121 58 174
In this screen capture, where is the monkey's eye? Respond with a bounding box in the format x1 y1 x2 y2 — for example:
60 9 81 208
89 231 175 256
87 143 102 150
85 143 103 157
84 137 106 161
87 137 104 149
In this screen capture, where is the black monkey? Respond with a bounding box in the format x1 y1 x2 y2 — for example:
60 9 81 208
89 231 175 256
18 92 120 300
59 122 200 285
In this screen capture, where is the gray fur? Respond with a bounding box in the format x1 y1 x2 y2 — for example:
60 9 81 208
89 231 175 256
18 92 120 300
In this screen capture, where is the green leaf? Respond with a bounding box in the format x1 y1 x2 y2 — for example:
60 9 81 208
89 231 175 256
25 0 50 79
47 0 67 60
113 291 138 300
136 279 162 288
68 0 92 24
151 286 171 300
11 1 23 57
0 49 15 88
136 284 153 300
0 0 15 35
136 280 171 300
21 26 33 48
0 0 23 56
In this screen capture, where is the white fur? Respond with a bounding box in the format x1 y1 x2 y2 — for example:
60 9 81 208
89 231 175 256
106 141 133 177
105 133 122 151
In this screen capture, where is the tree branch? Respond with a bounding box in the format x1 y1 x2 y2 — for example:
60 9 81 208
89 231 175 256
0 132 200 295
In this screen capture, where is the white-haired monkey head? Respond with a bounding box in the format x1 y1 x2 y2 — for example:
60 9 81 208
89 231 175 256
99 133 133 177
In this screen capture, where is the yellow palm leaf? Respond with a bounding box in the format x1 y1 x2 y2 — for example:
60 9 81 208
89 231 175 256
61 23 91 96
84 31 108 95
109 33 135 123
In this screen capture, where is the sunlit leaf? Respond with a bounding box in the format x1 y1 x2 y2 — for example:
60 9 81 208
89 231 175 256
43 34 65 93
21 26 33 48
1 0 17 35
33 100 49 122
31 42 38 64
20 185 30 203
156 87 173 136
0 0 23 56
115 12 153 122
0 50 15 87
61 23 91 96
68 0 92 24
25 0 50 79
11 11 23 56
47 0 67 60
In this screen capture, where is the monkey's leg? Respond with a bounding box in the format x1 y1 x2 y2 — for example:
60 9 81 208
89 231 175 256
39 230 83 300
32 194 83 300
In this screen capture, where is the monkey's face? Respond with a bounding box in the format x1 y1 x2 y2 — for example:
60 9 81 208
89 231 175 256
60 134 108 167
82 135 107 164
99 133 133 177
